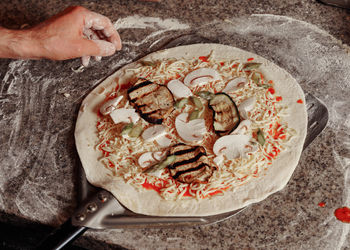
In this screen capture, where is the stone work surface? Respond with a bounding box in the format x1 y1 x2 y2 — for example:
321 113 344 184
0 1 349 249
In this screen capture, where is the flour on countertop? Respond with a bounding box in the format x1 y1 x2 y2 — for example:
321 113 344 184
114 15 190 47
0 14 349 249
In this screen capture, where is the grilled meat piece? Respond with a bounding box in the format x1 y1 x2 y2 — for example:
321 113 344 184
127 80 175 124
208 93 240 136
167 144 215 184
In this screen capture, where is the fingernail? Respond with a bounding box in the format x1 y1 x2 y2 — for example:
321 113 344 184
82 56 90 67
110 37 122 51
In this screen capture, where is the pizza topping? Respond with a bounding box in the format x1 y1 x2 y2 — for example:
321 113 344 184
142 125 167 141
145 154 176 174
257 129 265 146
238 96 256 119
188 110 200 120
213 154 224 166
195 91 215 100
168 144 214 184
190 96 204 110
121 123 143 138
138 150 167 169
142 125 172 148
100 96 124 115
243 62 262 71
213 134 251 159
129 125 143 138
121 123 134 136
251 72 262 85
156 134 172 148
174 98 189 109
167 79 193 99
153 151 167 161
175 113 207 142
231 119 252 135
222 77 247 93
110 108 140 124
95 55 297 201
127 80 175 124
209 93 240 136
184 68 221 87
138 152 159 168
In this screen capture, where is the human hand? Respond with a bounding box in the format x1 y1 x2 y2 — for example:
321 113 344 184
28 6 122 65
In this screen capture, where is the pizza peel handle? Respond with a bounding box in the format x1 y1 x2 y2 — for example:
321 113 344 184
35 219 87 250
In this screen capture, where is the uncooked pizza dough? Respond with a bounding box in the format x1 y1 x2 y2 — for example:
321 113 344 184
75 44 307 216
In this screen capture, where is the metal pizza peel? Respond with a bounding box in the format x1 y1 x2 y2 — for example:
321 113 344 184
36 35 329 249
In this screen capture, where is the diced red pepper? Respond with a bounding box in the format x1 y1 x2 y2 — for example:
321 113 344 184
267 87 275 95
297 99 303 104
108 160 114 168
199 56 209 62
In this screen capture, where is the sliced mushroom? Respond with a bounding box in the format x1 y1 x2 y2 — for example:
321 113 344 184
243 142 259 154
156 134 172 148
142 125 167 142
138 150 167 169
238 97 256 119
100 96 124 115
109 108 140 124
142 125 172 148
184 68 221 87
152 151 167 161
231 120 252 135
175 113 207 142
138 152 158 168
167 79 192 99
213 154 224 166
213 134 250 159
222 77 247 93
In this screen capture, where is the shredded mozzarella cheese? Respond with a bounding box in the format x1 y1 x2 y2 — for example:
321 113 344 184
95 55 296 200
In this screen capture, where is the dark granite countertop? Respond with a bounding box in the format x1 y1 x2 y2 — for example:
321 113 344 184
0 1 349 249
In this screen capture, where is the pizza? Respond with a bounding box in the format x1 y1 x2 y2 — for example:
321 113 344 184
75 44 307 216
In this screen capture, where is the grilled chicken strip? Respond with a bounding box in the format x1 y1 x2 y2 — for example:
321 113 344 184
128 80 175 124
168 144 215 184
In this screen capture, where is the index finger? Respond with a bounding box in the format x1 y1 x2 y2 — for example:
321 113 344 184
85 11 122 50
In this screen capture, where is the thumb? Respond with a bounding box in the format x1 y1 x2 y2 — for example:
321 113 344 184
80 39 116 57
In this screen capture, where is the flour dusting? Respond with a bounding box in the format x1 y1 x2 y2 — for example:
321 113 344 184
0 13 349 248
114 15 190 47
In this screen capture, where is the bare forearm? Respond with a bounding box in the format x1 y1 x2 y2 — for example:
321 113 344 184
0 6 121 64
0 27 43 59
